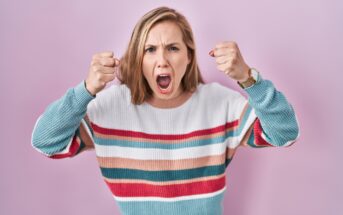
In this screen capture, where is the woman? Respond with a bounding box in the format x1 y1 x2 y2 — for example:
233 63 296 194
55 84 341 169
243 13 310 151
32 6 299 215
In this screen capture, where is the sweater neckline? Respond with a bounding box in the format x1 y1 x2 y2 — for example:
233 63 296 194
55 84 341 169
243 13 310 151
140 84 203 112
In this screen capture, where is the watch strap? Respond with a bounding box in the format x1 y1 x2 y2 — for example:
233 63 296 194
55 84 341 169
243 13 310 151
237 68 258 89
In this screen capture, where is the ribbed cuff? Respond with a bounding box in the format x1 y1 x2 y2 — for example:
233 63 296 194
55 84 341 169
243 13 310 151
244 76 274 103
73 81 96 106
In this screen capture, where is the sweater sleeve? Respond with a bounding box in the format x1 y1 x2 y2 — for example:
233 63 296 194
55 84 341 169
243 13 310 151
31 81 96 158
243 76 300 148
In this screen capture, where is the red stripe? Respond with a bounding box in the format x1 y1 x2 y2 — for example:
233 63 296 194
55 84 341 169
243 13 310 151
253 119 273 147
50 136 81 159
105 176 226 198
91 121 238 140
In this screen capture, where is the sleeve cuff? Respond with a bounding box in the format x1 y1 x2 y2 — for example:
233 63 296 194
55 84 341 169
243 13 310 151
73 81 96 106
243 76 274 103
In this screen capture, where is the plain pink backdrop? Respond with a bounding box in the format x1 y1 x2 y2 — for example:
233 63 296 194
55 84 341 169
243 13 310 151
1 0 342 214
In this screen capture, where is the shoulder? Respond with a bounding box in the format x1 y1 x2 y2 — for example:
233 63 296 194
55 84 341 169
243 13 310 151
88 83 131 112
197 82 243 102
97 83 130 100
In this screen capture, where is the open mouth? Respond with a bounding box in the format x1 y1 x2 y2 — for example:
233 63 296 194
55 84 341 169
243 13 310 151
156 74 172 91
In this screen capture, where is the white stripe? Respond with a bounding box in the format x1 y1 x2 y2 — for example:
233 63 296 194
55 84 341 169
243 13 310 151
95 141 227 160
89 83 243 135
31 115 48 155
227 109 257 149
261 132 298 147
113 186 226 202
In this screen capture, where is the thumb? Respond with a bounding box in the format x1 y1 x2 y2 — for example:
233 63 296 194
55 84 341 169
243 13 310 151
114 58 121 67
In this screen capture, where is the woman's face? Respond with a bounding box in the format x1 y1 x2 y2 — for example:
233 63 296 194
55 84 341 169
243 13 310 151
142 21 190 101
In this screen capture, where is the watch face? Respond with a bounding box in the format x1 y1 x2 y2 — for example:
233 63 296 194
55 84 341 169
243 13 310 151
250 68 259 81
237 68 259 89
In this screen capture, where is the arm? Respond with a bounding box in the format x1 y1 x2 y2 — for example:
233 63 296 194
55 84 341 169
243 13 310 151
240 76 300 148
210 41 299 148
31 81 95 159
32 51 119 159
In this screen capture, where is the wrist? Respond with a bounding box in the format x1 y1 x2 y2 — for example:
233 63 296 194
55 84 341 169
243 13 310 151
237 68 259 89
237 67 251 83
84 80 96 97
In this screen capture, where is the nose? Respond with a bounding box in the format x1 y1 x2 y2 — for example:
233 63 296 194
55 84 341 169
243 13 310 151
156 49 169 68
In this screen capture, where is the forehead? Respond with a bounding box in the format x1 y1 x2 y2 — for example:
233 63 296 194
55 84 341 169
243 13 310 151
145 21 183 44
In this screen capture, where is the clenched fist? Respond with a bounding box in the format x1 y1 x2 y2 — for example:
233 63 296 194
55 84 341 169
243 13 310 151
85 51 120 96
209 41 250 83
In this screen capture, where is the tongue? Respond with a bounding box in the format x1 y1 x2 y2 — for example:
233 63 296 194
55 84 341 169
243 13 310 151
157 76 171 89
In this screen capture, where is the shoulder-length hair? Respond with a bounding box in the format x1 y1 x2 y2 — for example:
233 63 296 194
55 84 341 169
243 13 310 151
118 6 204 105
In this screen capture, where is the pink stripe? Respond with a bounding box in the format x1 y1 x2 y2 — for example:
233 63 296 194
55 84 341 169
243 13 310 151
50 136 81 159
253 119 273 147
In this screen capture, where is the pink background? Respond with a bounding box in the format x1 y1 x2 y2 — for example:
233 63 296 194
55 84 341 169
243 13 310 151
1 0 342 214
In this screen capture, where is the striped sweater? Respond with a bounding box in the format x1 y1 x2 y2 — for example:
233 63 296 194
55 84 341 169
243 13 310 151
31 75 299 215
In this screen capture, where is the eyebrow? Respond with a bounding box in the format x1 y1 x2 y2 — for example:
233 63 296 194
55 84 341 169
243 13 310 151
144 42 181 47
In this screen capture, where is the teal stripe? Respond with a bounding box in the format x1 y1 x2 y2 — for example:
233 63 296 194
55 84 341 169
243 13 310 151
76 141 86 155
232 104 253 137
225 158 232 167
94 135 226 149
247 130 258 148
101 164 226 181
117 191 224 215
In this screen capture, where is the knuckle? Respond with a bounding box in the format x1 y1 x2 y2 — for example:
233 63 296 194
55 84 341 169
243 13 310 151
91 59 99 66
224 41 230 46
230 41 237 47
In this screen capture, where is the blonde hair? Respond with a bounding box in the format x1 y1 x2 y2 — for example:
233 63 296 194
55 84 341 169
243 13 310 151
118 7 204 105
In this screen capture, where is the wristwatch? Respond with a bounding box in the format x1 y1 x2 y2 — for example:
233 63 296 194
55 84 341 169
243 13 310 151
237 68 259 89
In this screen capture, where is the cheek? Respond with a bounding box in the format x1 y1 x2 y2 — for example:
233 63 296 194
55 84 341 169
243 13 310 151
142 59 153 78
174 57 189 77
142 59 157 89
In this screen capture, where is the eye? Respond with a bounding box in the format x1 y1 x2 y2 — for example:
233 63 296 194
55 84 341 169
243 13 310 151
145 47 156 53
168 46 179 51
